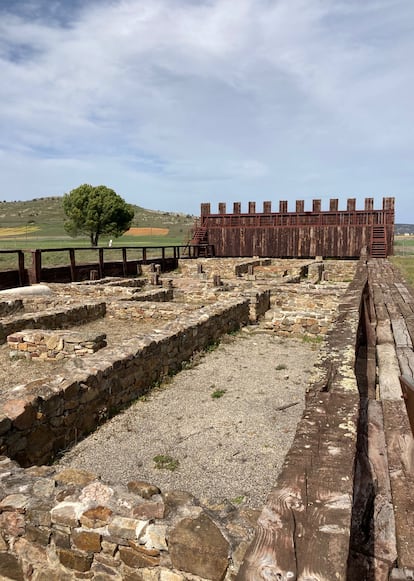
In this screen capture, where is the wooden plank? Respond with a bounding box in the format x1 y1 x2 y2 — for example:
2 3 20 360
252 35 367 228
237 391 359 581
397 348 414 378
377 343 403 400
399 375 414 438
69 248 76 282
382 400 414 569
348 400 397 579
391 317 413 348
394 282 414 304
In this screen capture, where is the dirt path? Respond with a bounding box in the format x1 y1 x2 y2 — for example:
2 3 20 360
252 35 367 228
57 326 320 509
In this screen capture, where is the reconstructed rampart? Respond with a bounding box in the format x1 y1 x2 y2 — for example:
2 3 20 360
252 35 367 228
197 197 395 258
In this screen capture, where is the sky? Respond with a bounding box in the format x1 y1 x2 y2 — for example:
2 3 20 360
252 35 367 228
0 0 413 221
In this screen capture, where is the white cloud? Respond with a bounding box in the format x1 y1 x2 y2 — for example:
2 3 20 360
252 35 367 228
0 0 413 219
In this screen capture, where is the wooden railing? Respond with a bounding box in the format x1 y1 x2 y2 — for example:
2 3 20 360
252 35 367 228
0 245 214 290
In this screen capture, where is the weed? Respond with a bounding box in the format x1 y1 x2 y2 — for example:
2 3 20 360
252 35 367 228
275 363 287 371
153 454 179 471
301 334 323 344
211 388 226 399
228 328 240 336
205 340 220 353
231 495 246 505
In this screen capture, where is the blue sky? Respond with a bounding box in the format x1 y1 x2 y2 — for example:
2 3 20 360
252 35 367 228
0 0 413 221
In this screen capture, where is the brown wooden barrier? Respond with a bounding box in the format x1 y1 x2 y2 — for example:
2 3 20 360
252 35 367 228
0 245 214 290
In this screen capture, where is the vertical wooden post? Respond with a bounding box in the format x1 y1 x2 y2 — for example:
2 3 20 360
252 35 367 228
29 249 42 284
142 248 147 264
18 251 25 286
329 199 339 212
122 247 127 277
98 248 104 279
296 200 304 213
69 249 76 282
313 199 321 213
162 247 165 268
201 203 211 216
364 198 374 211
347 198 356 212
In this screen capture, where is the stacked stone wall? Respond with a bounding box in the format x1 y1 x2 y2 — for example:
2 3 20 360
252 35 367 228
0 303 106 345
0 297 255 580
263 284 346 337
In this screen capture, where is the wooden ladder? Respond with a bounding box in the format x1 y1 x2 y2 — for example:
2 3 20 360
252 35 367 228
371 225 387 258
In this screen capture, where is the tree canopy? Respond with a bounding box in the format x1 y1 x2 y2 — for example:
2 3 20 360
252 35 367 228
63 184 134 246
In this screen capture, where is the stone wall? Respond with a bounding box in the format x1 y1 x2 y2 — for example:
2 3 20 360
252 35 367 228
0 458 257 581
0 297 250 467
7 329 107 360
262 284 347 337
0 303 106 345
0 299 24 318
0 297 256 580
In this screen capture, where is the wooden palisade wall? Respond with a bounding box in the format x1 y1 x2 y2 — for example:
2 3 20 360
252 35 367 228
199 197 395 258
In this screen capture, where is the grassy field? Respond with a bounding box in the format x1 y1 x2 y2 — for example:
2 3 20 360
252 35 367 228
0 197 194 246
0 197 195 269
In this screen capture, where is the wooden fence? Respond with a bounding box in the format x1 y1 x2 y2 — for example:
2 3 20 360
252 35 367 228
0 245 214 290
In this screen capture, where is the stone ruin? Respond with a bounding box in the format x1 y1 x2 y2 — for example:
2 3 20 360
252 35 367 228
0 256 412 580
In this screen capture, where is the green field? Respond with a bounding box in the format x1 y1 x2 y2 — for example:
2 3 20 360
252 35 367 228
0 197 194 244
0 197 195 269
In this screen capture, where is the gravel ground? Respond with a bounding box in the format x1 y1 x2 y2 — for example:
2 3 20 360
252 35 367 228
57 326 320 509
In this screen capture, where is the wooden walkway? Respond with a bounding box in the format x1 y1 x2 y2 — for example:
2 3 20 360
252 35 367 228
237 258 414 581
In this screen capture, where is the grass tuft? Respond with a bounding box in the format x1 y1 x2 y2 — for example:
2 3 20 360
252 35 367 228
211 388 226 399
153 454 179 471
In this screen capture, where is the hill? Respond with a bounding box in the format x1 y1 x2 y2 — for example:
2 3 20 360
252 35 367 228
0 197 195 244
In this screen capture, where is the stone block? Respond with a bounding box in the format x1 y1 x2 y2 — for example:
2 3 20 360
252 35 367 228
132 501 165 520
0 553 24 581
119 546 160 568
108 516 142 540
72 528 102 552
80 506 113 529
127 480 160 499
25 523 51 546
55 468 96 487
168 513 230 581
58 548 94 572
51 502 83 527
0 510 25 537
